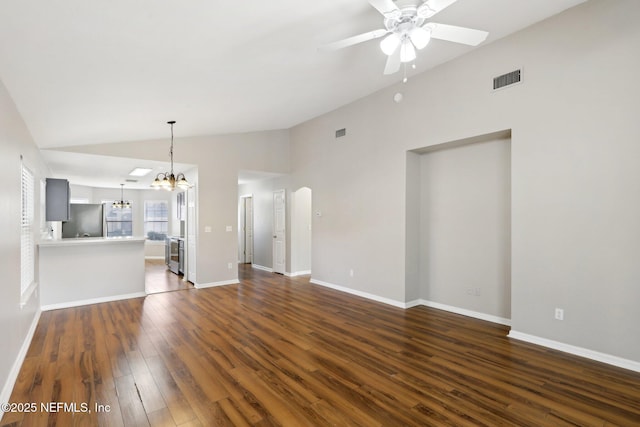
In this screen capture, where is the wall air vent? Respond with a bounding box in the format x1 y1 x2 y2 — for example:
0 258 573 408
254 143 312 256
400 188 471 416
335 128 347 138
493 69 522 91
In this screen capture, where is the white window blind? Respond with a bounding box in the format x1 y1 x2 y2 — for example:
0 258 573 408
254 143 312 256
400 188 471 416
144 200 168 241
103 201 133 237
21 164 35 295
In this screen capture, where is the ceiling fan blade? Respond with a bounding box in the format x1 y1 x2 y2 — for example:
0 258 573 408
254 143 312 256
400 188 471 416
425 23 488 46
383 50 401 75
418 0 458 18
320 29 388 51
369 0 400 17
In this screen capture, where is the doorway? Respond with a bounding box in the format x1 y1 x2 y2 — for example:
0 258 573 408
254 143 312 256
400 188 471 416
144 186 197 294
145 259 191 294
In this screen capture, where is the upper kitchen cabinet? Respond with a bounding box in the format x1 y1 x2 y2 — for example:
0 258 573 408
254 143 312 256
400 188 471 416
46 178 70 221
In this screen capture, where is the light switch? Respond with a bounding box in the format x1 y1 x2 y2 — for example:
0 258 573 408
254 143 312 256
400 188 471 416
204 226 212 233
226 226 232 232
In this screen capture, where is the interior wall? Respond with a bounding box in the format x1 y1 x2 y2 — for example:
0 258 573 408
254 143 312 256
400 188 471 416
417 136 511 320
291 187 312 275
237 195 251 263
405 152 421 303
54 129 290 286
0 78 50 404
291 0 640 362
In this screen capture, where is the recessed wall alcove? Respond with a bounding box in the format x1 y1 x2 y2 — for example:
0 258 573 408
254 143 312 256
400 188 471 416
406 130 512 324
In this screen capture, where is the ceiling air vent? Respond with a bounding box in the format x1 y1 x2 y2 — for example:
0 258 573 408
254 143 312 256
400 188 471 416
493 69 521 91
125 179 138 183
335 128 347 138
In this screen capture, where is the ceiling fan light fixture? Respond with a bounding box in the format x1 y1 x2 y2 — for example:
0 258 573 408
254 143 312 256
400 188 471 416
400 39 416 63
410 26 431 50
380 33 400 55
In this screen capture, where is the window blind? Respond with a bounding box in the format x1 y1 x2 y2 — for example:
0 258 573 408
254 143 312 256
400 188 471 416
21 165 35 295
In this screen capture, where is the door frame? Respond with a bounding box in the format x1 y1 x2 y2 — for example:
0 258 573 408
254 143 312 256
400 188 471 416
272 189 286 274
239 194 254 264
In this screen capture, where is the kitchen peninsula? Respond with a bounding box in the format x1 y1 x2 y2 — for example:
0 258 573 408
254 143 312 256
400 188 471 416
38 237 146 310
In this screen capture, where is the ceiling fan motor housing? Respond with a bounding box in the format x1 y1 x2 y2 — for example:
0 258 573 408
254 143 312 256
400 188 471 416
383 4 430 41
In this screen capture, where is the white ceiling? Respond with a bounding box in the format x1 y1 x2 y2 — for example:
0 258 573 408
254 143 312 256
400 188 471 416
1 0 586 187
40 150 195 190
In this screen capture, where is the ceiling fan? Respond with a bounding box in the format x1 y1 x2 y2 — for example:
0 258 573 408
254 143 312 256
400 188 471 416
322 0 489 75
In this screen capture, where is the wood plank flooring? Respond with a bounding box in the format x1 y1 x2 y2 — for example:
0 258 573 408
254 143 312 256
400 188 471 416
145 259 191 294
2 265 640 426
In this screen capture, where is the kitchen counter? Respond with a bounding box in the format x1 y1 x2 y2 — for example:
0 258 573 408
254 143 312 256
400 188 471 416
38 237 146 310
39 236 146 247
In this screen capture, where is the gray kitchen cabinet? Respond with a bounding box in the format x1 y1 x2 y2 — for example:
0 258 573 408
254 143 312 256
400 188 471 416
46 178 70 221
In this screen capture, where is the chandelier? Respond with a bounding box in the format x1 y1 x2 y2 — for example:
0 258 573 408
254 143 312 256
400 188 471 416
151 120 191 191
112 184 131 209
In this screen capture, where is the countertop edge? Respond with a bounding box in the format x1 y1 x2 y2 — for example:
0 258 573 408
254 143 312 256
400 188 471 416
38 237 147 247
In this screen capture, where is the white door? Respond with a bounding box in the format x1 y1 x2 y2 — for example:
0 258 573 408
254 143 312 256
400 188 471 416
187 186 197 282
244 197 253 263
272 189 286 274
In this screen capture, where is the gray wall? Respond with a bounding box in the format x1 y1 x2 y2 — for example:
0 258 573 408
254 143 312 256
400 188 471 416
55 130 291 286
416 136 511 320
0 78 49 402
26 0 640 364
291 187 312 275
290 0 640 362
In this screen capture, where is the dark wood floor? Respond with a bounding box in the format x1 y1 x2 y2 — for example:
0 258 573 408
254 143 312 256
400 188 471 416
145 259 191 294
2 265 640 426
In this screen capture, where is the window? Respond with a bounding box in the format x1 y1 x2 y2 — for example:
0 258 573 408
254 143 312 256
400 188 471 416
144 200 168 241
21 164 35 295
104 202 133 237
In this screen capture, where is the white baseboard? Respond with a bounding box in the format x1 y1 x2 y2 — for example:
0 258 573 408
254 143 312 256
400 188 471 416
195 279 239 289
305 281 639 372
309 278 406 308
286 270 311 277
251 264 273 273
0 309 42 415
144 256 165 260
41 292 147 311
508 330 640 373
419 299 512 326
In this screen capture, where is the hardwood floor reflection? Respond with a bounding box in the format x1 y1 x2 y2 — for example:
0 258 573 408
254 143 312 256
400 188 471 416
145 259 191 294
2 264 640 426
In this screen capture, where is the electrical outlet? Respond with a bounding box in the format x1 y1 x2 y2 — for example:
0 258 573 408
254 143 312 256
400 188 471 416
474 288 481 296
555 308 564 321
349 269 354 277
228 262 233 269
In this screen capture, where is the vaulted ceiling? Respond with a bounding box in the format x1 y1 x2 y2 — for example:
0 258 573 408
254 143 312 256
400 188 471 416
0 0 586 150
